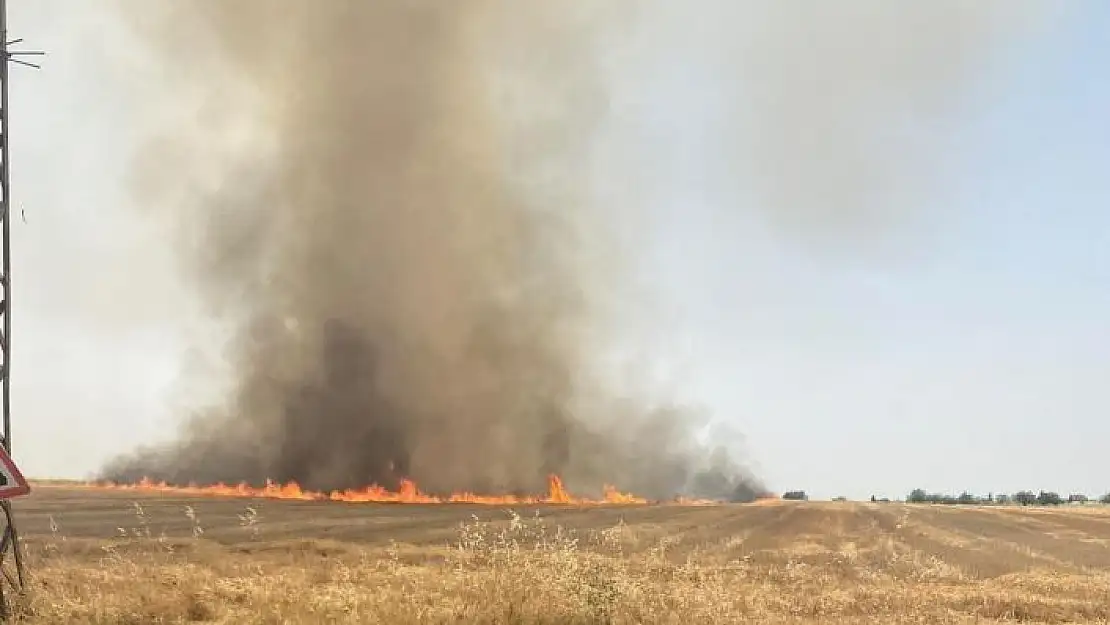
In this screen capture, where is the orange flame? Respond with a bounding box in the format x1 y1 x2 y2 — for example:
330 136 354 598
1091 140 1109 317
79 474 654 506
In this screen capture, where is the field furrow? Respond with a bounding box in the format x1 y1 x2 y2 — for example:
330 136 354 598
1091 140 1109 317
9 487 1110 624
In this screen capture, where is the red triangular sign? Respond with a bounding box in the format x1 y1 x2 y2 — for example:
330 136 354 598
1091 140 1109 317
0 446 29 499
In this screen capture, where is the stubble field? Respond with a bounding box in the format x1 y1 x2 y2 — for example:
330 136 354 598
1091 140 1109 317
6 484 1110 623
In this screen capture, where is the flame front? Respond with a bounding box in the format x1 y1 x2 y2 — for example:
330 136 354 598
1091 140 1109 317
80 474 653 506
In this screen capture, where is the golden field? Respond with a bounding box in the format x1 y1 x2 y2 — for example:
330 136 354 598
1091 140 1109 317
4 485 1110 624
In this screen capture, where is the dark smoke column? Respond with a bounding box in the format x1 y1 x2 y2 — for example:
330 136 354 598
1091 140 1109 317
272 320 410 492
103 1 765 502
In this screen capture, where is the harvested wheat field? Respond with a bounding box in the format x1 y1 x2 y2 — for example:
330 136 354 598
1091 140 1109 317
6 485 1110 624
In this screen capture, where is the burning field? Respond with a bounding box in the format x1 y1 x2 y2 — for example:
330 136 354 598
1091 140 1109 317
75 475 660 506
31 3 1097 622
64 473 754 507
98 0 1054 522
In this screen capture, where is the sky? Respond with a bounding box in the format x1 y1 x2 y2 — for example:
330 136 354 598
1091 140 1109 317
6 2 1109 501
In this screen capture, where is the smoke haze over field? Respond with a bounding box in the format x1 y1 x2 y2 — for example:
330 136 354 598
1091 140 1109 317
101 1 762 501
639 0 1062 254
731 2 1055 239
98 1 1071 501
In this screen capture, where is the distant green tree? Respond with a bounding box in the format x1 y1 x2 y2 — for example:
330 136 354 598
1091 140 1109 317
1037 491 1063 506
957 492 977 505
907 488 927 503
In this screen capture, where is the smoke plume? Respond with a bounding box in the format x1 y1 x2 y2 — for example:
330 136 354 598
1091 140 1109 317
102 1 762 501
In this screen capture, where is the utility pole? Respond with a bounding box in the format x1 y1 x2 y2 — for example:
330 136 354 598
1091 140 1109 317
0 0 41 616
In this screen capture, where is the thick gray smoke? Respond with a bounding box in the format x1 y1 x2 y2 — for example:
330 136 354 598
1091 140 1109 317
102 1 763 501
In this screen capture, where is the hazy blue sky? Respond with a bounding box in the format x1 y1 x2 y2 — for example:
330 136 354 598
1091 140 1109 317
6 2 1108 500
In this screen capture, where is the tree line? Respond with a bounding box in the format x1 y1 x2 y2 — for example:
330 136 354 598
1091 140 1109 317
904 489 1110 506
777 490 1110 504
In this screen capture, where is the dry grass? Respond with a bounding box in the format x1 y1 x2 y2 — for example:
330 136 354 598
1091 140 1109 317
6 498 1110 624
